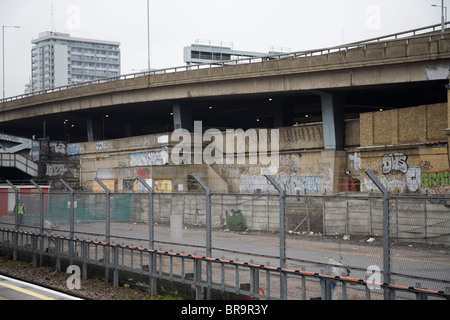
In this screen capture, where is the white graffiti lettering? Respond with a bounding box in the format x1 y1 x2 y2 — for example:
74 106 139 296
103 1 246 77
96 140 109 151
46 163 69 177
382 153 408 174
405 167 421 192
130 149 169 166
348 152 361 171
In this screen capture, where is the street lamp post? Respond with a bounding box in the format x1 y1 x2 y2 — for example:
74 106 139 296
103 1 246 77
2 25 20 99
147 0 150 72
432 1 447 38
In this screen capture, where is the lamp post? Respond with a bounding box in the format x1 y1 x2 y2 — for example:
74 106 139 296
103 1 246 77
432 1 447 38
147 0 150 72
2 25 20 99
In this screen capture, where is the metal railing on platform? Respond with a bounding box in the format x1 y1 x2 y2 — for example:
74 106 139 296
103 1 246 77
0 228 448 300
1 173 449 300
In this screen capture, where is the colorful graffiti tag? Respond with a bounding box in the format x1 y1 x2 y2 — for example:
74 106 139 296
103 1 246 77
421 169 450 193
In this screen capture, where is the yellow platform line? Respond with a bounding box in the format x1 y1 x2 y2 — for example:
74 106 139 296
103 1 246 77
0 281 56 300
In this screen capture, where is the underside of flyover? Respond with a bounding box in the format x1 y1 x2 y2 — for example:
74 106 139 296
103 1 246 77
0 80 447 143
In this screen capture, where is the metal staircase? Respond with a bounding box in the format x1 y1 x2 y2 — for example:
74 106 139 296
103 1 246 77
0 153 39 176
0 134 40 177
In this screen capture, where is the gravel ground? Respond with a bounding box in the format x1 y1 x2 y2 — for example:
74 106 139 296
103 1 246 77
0 255 176 300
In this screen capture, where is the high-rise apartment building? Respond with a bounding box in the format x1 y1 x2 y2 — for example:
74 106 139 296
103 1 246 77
28 31 120 92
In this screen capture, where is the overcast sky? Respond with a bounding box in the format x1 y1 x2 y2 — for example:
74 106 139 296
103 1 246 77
0 0 443 97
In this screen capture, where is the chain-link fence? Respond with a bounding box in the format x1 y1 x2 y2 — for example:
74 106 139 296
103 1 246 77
0 174 449 299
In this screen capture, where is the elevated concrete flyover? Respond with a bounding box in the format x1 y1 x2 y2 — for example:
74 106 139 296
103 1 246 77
0 24 449 146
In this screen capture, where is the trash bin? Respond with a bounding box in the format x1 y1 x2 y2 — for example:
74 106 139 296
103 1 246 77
226 209 246 231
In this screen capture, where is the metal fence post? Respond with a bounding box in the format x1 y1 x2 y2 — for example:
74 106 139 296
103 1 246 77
136 176 154 249
30 180 44 267
194 258 203 300
6 180 18 230
365 169 392 300
82 241 88 280
30 180 44 235
264 175 287 300
250 266 260 299
31 234 38 268
6 180 18 261
113 245 119 287
60 179 75 264
136 176 157 296
321 277 332 300
94 176 111 283
94 177 111 242
55 237 61 273
191 173 212 300
191 174 211 257
60 179 74 239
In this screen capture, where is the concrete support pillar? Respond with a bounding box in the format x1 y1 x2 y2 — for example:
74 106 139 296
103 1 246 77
273 103 293 128
173 103 193 131
317 91 346 150
86 118 102 142
321 150 347 194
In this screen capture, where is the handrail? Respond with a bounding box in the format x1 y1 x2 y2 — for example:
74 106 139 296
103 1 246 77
1 22 449 104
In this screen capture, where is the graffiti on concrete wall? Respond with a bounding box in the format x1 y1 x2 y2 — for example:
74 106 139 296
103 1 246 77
421 169 450 194
96 141 109 152
45 163 69 177
278 174 320 194
49 142 66 155
363 174 406 193
348 152 361 171
239 168 334 195
405 166 421 192
137 167 151 179
123 179 135 191
382 152 408 174
362 152 415 193
67 144 80 155
130 148 169 166
420 160 433 171
239 175 272 193
361 150 450 194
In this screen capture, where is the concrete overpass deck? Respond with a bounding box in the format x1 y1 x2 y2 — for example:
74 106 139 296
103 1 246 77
0 23 449 144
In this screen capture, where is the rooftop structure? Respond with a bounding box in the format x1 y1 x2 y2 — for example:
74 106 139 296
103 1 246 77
183 39 290 65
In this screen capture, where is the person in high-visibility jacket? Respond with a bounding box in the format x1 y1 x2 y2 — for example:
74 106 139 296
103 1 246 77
16 201 25 225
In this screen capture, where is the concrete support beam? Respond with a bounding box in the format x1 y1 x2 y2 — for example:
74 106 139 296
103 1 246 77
173 103 193 131
316 91 346 150
321 150 347 194
86 118 102 142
